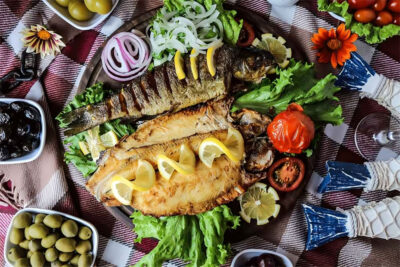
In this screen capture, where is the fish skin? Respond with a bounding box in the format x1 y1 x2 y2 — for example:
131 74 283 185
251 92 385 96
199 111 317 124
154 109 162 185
61 46 275 135
85 99 272 216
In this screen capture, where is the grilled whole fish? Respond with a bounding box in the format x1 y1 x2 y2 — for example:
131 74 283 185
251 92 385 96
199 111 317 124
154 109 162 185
60 45 275 135
86 100 275 216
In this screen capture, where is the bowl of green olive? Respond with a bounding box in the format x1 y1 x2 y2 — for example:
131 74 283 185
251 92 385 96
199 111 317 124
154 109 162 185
42 0 119 30
4 208 98 267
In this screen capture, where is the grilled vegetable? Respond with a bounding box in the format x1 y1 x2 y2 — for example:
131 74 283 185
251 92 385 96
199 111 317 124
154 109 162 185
58 45 275 135
268 157 305 192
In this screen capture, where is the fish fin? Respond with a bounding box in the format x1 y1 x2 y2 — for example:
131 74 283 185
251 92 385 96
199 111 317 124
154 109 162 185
302 204 349 250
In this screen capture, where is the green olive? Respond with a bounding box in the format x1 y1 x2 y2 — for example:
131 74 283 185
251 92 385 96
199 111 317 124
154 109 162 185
68 0 94 21
70 254 80 265
7 247 25 262
41 233 59 248
28 223 49 239
10 228 25 245
44 214 63 229
19 239 30 250
84 0 112 14
56 0 70 7
59 252 74 262
24 227 32 240
55 238 77 252
77 253 92 267
34 214 47 224
61 264 73 267
14 258 30 267
45 247 59 262
30 251 45 267
27 251 33 259
61 220 78 238
29 239 43 252
78 226 92 240
13 213 33 229
75 240 92 254
51 260 63 267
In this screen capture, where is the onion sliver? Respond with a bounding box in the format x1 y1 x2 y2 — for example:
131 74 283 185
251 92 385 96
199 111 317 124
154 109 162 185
101 30 152 82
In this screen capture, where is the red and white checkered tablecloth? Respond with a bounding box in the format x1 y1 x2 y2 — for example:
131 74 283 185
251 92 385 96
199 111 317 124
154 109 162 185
1 0 400 266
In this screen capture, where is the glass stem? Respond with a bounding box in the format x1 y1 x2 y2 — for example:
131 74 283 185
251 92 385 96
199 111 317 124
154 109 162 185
374 130 400 145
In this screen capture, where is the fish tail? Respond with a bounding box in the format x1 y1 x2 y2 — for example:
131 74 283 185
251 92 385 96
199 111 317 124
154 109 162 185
302 204 349 250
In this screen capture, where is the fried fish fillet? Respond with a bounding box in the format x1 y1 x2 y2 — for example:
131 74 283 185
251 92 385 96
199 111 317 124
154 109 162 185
86 100 272 216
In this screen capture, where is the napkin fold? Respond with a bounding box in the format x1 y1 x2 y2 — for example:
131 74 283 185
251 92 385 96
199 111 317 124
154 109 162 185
0 81 68 210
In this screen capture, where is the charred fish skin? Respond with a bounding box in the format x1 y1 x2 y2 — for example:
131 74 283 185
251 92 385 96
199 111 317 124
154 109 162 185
61 45 275 135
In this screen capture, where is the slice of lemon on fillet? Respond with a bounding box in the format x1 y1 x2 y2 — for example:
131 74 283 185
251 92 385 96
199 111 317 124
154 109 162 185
199 128 244 168
252 33 292 69
157 144 196 180
111 159 156 205
190 48 199 80
174 50 186 80
206 41 223 77
238 182 280 225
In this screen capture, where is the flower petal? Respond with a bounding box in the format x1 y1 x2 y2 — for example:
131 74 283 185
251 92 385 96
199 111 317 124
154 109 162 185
330 52 338 68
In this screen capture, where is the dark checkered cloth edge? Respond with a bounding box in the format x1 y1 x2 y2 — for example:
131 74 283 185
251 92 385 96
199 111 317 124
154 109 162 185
0 0 400 266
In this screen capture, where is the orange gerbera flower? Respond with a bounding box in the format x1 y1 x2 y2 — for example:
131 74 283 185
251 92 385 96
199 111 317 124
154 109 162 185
311 24 358 68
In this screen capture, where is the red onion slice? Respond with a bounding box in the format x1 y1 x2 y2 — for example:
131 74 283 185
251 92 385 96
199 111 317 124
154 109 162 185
101 30 152 82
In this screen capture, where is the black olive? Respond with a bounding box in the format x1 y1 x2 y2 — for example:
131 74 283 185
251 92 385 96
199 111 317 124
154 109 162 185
0 127 10 142
21 141 33 152
28 122 41 139
23 106 40 121
31 138 40 149
0 146 10 161
10 102 25 113
0 112 11 125
10 146 22 158
17 123 31 136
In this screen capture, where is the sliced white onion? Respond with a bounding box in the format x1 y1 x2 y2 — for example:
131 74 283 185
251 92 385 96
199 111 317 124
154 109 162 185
101 30 152 82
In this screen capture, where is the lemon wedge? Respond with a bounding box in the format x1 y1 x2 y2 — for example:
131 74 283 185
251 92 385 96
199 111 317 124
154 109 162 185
130 159 156 191
85 126 105 161
157 144 195 180
253 34 291 67
199 128 244 168
100 130 119 148
238 182 280 225
111 175 135 205
190 49 198 80
206 42 223 77
79 141 90 155
174 50 186 80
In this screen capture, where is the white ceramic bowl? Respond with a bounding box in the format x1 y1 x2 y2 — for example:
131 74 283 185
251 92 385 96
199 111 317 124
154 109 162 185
266 0 299 7
0 98 46 165
4 208 99 267
231 249 293 267
42 0 120 30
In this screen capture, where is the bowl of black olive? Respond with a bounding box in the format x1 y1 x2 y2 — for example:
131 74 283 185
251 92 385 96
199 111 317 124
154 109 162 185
231 249 293 267
0 99 46 164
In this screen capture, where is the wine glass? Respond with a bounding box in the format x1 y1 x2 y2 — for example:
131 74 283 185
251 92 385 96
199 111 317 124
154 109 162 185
355 113 400 161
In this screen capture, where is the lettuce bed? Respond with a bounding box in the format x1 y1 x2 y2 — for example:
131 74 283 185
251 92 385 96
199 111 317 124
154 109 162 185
318 0 400 44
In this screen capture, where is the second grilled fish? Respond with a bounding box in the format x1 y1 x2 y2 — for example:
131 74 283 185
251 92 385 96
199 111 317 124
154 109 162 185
59 45 275 135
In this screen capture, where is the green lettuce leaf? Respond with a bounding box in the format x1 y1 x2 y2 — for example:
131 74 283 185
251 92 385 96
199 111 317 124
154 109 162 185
131 205 239 267
318 0 400 44
232 60 343 126
57 83 136 177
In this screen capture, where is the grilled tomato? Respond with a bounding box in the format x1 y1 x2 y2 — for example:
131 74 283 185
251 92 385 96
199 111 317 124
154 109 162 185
267 103 315 154
237 20 255 47
268 157 305 192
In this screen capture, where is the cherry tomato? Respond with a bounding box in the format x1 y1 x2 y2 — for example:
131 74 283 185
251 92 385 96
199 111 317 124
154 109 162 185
393 13 400 25
354 8 376 23
237 20 256 47
375 11 393 25
388 0 400 13
347 0 375 9
268 157 305 192
373 0 387 11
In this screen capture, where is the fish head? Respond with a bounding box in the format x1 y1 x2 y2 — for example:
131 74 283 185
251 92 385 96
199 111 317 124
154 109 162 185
232 48 275 83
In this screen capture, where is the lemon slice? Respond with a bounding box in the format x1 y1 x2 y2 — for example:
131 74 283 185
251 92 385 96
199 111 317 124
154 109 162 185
199 128 244 168
206 42 223 77
79 141 90 155
100 130 119 148
111 175 135 205
238 182 280 225
131 159 156 191
157 144 195 180
190 49 198 80
85 126 105 161
253 34 291 66
174 50 186 80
